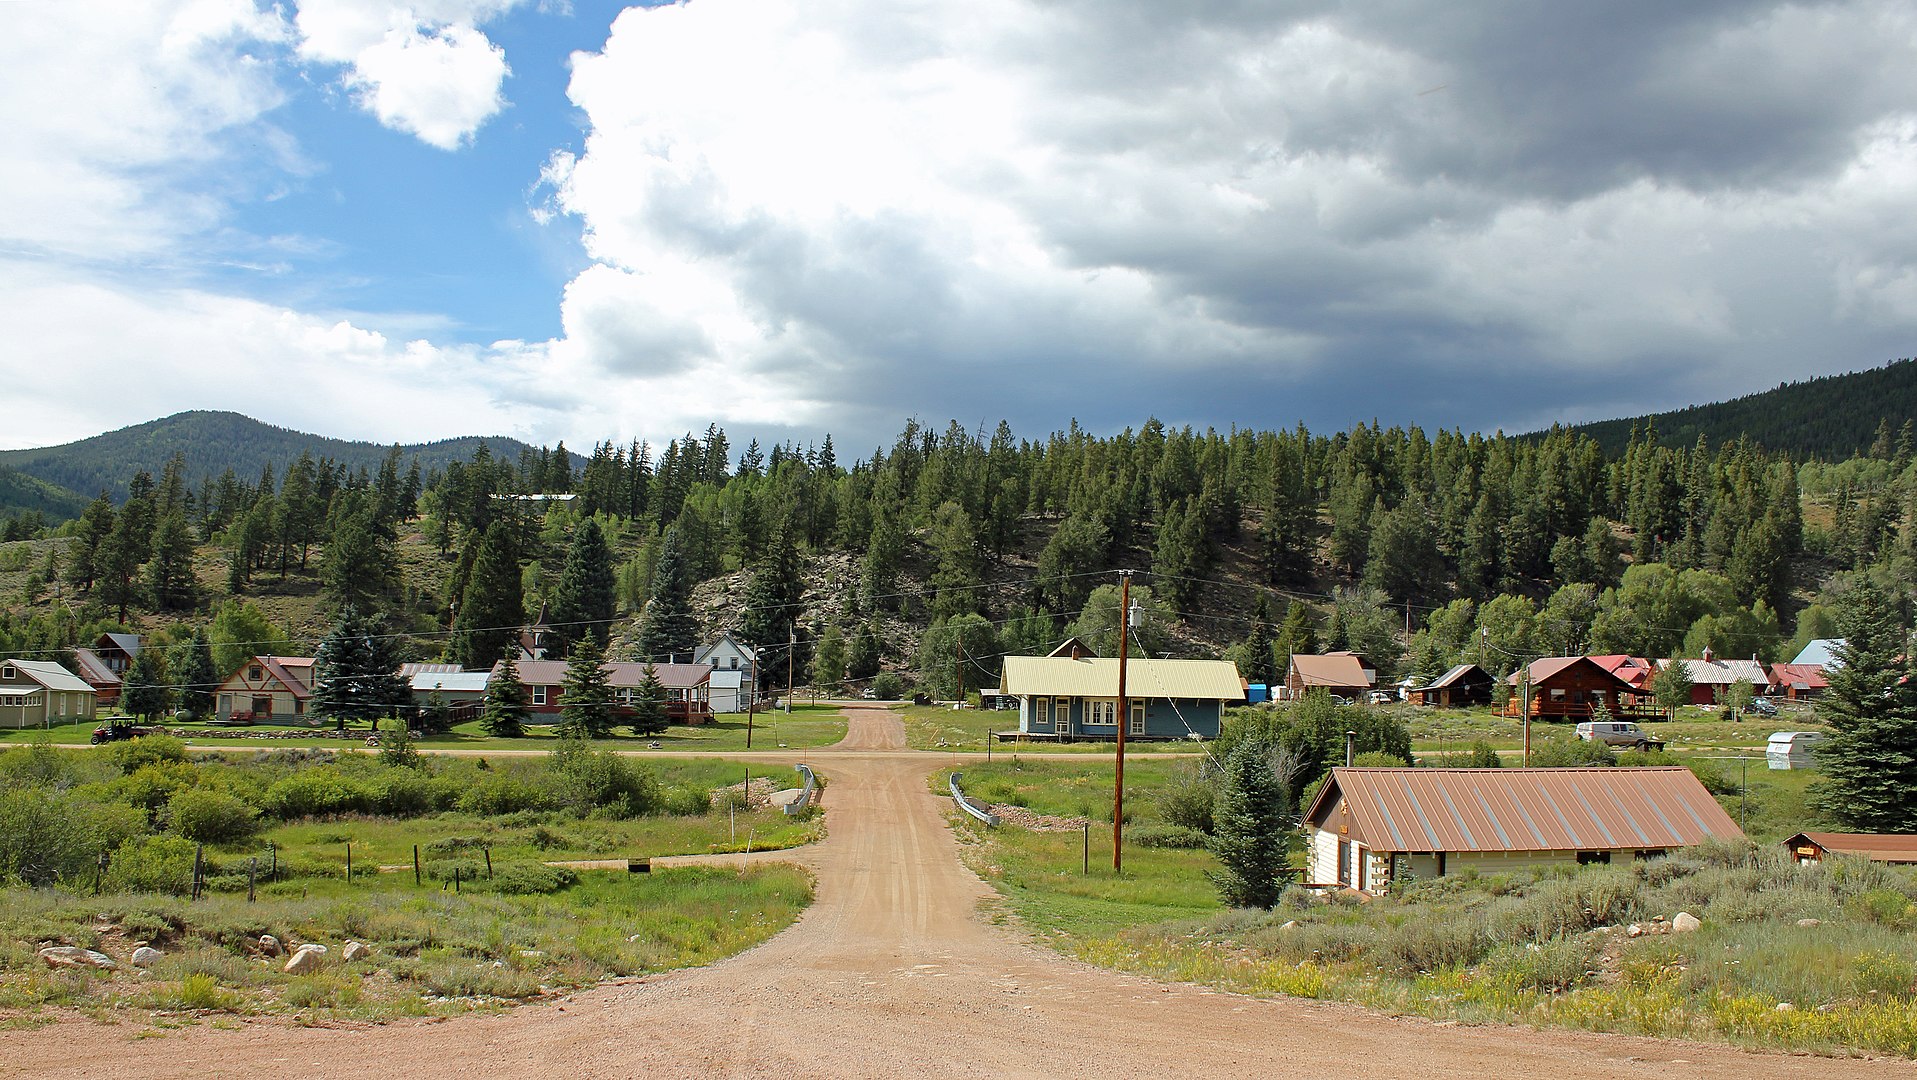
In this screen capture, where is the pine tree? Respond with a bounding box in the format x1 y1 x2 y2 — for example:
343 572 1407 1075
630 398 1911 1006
168 629 218 719
812 624 847 692
481 654 529 737
1814 585 1917 830
848 622 883 681
64 493 114 593
1207 740 1288 909
146 510 198 611
558 637 616 738
312 608 410 729
1239 593 1278 686
450 521 524 669
635 524 699 662
122 646 173 722
547 517 617 656
630 663 670 736
322 501 396 612
741 529 806 689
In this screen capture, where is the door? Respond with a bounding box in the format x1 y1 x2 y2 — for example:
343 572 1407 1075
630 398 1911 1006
1129 700 1146 736
1054 699 1070 735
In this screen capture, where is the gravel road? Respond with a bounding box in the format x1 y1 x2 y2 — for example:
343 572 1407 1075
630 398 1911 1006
2 706 1906 1078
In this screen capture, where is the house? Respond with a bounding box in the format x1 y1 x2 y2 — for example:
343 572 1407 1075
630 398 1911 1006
1588 655 1655 693
1792 639 1846 668
214 656 316 722
1283 652 1375 700
409 670 489 720
1409 664 1494 707
1661 651 1768 706
0 659 98 728
707 668 749 713
1000 654 1244 741
1506 656 1662 720
1302 767 1742 893
694 632 759 704
70 632 141 705
491 660 714 724
1784 832 1917 866
1767 663 1829 700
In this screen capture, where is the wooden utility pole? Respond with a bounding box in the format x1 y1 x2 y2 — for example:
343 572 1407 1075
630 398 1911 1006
957 636 965 707
786 629 795 714
1113 570 1133 873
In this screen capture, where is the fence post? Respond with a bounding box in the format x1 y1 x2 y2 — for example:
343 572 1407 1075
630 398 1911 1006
192 844 205 900
414 845 421 886
270 841 277 881
484 846 493 880
248 857 257 903
345 843 351 883
453 867 460 894
1082 823 1089 876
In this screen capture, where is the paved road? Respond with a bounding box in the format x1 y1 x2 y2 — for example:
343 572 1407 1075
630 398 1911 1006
0 706 1901 1078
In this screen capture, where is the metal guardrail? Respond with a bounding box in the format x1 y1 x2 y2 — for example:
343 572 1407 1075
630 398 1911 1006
783 764 818 817
948 772 1000 826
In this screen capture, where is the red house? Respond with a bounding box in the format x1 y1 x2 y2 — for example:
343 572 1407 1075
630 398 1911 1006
1506 656 1663 721
492 660 714 724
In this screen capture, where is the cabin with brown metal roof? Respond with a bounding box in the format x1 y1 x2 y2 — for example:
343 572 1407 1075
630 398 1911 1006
1409 663 1493 707
1783 832 1917 865
1283 652 1375 700
1301 767 1742 893
1506 656 1664 721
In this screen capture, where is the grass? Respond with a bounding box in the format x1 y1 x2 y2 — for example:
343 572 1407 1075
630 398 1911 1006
0 706 849 753
1402 702 1828 755
901 704 1212 755
0 863 812 1023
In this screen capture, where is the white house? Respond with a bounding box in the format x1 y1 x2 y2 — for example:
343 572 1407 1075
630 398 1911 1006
694 632 758 705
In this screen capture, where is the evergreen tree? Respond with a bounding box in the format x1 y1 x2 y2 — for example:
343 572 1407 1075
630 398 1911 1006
450 520 524 669
812 624 847 692
848 622 883 680
322 501 397 611
64 493 114 594
1207 739 1288 909
927 501 982 620
146 510 198 611
741 529 806 689
312 607 410 729
481 654 529 737
121 645 172 721
558 637 616 738
95 489 153 622
630 663 670 736
1238 593 1278 686
1273 602 1319 668
1813 585 1917 830
547 517 618 656
168 629 217 719
635 524 699 662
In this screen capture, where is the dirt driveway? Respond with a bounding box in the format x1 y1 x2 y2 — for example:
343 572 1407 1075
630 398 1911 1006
1 706 1905 1078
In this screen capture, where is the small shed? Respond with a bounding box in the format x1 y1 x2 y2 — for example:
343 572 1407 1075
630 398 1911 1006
1409 664 1493 707
1783 832 1917 865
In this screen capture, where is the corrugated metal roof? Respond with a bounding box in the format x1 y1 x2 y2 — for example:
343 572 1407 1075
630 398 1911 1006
1792 639 1845 668
2 659 94 694
1664 658 1768 685
1791 832 1917 863
1001 656 1244 700
1288 653 1372 688
411 672 490 693
69 648 120 686
1769 664 1829 690
1426 664 1488 690
399 663 461 678
497 660 713 690
1307 767 1743 853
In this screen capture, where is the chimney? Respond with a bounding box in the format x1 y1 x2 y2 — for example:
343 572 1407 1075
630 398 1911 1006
1345 730 1356 767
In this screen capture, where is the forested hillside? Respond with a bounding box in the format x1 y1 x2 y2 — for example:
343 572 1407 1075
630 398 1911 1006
0 410 570 508
1566 357 1917 459
1 408 1908 705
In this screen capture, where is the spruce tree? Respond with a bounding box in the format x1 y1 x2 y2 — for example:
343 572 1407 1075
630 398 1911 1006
312 607 410 730
547 517 618 656
635 524 699 662
847 622 883 680
450 521 524 669
742 528 806 690
1239 593 1278 686
122 646 173 722
1814 585 1917 830
146 510 198 611
558 637 616 738
1207 740 1288 909
630 663 670 736
168 629 218 720
812 624 847 692
481 654 529 737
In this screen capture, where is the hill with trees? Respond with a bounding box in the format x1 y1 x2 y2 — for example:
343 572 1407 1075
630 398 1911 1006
1563 357 1917 459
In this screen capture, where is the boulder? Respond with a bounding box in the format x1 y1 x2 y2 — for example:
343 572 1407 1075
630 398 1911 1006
38 946 115 970
1627 923 1645 938
341 941 370 963
283 944 327 975
258 934 282 957
1671 912 1702 934
1795 918 1822 928
131 947 163 968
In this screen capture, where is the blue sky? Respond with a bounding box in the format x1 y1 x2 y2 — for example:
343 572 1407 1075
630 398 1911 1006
4 1 1917 458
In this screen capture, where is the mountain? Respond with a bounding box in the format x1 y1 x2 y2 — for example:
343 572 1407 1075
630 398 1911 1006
1562 357 1917 458
0 465 89 522
0 411 563 513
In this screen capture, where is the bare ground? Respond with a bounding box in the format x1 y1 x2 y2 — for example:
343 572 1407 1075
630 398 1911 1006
2 706 1908 1079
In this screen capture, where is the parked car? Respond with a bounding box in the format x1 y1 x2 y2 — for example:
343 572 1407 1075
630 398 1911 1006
1575 720 1664 750
90 720 158 744
1748 696 1778 717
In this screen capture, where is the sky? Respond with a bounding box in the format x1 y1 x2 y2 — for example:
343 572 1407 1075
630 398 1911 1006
3 0 1916 459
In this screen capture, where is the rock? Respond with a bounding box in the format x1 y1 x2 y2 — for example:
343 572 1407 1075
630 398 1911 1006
38 946 115 970
258 934 282 957
1776 1002 1795 1012
1279 920 1298 930
1672 912 1702 934
131 947 163 968
341 941 370 963
1795 918 1822 928
283 946 326 975
1627 923 1645 938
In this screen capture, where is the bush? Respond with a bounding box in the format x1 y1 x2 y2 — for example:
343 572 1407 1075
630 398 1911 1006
1157 768 1216 833
1479 936 1600 993
489 863 578 895
662 785 713 817
457 774 554 816
103 835 198 896
1528 736 1615 768
0 788 146 888
262 769 378 819
166 789 260 845
1125 824 1209 849
869 672 907 701
108 735 188 775
548 740 660 818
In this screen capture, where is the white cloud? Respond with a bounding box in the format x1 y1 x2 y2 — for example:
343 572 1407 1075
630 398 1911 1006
293 0 518 150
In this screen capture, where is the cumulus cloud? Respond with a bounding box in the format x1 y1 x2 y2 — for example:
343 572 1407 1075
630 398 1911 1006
537 0 1917 442
294 0 517 149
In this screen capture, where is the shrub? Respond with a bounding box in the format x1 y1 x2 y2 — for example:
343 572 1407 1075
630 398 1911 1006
1375 916 1490 976
1157 767 1216 833
0 787 146 888
1529 736 1615 768
548 740 660 818
869 672 907 700
1125 824 1209 849
662 785 712 817
166 789 260 844
262 769 378 819
103 835 198 896
1478 936 1600 993
457 774 554 816
108 735 189 775
489 863 578 895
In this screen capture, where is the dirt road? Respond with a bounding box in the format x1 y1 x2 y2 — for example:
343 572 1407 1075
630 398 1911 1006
2 706 1903 1078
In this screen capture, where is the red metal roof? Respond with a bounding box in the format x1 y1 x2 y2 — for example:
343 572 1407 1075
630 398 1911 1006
1789 832 1917 863
495 660 713 690
1769 664 1830 691
1589 655 1654 688
1306 767 1743 853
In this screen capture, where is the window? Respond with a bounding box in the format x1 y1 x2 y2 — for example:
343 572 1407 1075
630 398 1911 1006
1086 699 1116 726
531 685 548 706
730 657 739 669
1576 851 1612 866
249 666 263 682
1337 839 1352 885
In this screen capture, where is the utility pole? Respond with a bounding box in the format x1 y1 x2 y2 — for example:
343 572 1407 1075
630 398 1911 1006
785 628 795 714
957 635 965 708
1113 570 1133 873
1521 664 1532 766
